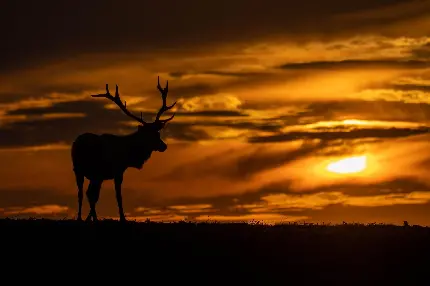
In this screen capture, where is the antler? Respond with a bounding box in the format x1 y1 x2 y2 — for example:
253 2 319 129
91 84 146 125
154 76 176 124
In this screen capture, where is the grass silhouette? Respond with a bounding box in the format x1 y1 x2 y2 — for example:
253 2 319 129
3 218 429 241
3 218 429 282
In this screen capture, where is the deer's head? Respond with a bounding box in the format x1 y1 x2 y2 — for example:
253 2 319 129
91 76 176 153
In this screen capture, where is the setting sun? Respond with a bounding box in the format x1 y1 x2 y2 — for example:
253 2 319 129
326 156 367 174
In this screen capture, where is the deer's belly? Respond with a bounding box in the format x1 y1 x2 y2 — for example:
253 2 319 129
84 173 115 181
75 148 127 180
82 164 121 181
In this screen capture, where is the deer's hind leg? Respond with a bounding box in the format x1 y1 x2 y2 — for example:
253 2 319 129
74 170 85 221
85 180 102 222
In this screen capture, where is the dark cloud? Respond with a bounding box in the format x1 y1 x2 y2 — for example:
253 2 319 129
7 100 107 117
0 100 211 147
166 83 220 98
0 92 32 104
0 186 156 218
159 177 430 217
411 151 430 170
0 188 74 209
2 101 135 144
0 114 115 148
169 70 271 80
30 83 98 95
410 42 430 59
2 176 429 222
278 59 430 71
176 110 246 117
7 102 246 118
304 177 430 198
248 127 430 143
162 123 212 142
196 120 283 133
271 100 430 123
1 0 429 72
0 98 252 147
163 116 282 142
0 83 96 104
386 83 430 92
5 96 430 148
162 185 277 214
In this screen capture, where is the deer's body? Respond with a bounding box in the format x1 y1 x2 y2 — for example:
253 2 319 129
72 132 156 180
72 77 175 222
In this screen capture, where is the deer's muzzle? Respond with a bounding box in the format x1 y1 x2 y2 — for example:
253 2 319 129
157 141 167 152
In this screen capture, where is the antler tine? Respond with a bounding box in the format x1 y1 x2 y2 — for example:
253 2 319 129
157 113 175 123
155 76 176 123
91 84 146 125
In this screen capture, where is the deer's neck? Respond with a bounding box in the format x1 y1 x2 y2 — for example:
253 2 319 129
122 131 153 169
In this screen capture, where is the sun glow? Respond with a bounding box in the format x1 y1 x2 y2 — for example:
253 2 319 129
326 156 367 174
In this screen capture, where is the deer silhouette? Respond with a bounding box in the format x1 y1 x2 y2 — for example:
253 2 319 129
71 76 176 222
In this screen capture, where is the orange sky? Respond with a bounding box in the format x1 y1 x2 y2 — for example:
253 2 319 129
1 0 430 225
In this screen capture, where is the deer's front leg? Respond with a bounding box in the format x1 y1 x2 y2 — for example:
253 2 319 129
114 175 126 222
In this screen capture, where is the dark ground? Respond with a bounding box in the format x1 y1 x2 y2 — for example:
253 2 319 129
1 218 430 284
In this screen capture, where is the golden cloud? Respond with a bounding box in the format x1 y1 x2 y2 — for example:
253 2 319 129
3 204 69 215
179 94 242 112
244 191 430 212
168 204 215 213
